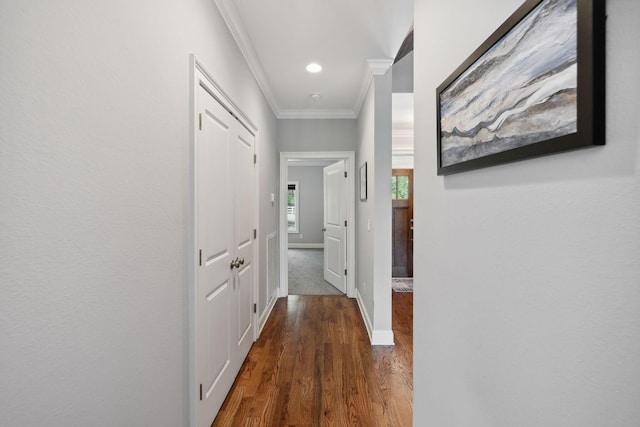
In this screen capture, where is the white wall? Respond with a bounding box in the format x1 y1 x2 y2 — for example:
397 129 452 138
414 0 640 426
0 1 278 425
356 70 394 345
277 119 357 152
287 166 325 245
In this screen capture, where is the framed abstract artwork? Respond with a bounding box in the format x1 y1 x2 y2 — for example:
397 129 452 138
436 0 606 175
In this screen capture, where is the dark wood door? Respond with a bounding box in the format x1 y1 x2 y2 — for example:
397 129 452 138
392 169 413 277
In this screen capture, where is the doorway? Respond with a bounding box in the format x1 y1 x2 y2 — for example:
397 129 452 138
392 169 414 277
287 159 344 295
279 152 356 298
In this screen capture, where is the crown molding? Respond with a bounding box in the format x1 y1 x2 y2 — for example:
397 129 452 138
278 109 357 120
288 159 337 167
213 0 281 116
367 59 394 75
353 59 395 118
353 70 374 119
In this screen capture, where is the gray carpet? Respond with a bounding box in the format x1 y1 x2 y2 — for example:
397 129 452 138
288 249 343 295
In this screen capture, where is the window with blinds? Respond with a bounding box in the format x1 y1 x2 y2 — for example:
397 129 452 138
287 182 299 233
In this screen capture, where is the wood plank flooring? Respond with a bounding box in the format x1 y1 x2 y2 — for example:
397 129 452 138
212 291 413 426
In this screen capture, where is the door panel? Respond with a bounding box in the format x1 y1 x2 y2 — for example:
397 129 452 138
326 236 341 277
196 86 235 426
392 169 414 278
236 263 253 346
232 124 255 372
204 281 230 401
323 161 346 293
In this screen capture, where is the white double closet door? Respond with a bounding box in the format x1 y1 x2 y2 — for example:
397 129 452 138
195 84 255 427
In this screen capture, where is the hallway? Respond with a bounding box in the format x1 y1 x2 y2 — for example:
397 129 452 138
213 292 413 426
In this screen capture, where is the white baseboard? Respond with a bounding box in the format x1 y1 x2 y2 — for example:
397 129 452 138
258 295 278 335
288 243 324 249
355 289 395 346
355 289 374 342
371 329 395 346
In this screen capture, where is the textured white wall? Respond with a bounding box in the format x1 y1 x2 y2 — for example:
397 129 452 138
414 0 640 426
277 119 357 152
0 1 277 425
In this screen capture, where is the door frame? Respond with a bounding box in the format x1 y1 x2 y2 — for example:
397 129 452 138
189 55 260 427
279 151 356 298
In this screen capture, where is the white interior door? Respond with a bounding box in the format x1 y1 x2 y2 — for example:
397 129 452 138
195 84 255 427
231 122 255 375
323 160 346 293
196 86 234 426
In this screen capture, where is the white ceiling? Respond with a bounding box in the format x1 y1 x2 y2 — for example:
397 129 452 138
214 0 413 119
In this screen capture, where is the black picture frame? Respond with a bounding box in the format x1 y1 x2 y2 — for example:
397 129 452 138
360 162 367 201
436 0 605 176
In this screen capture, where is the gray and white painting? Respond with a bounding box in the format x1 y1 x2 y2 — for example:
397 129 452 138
440 0 577 167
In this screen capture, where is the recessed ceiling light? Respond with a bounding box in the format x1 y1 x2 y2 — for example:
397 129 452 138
306 63 322 73
310 93 321 101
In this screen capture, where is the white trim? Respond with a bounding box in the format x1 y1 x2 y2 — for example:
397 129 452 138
353 59 393 118
189 55 261 427
212 0 280 116
280 152 356 298
288 243 324 249
289 159 336 168
259 231 278 334
371 330 395 346
367 59 394 75
258 295 277 335
193 57 258 133
355 289 374 342
353 72 373 119
278 109 357 119
355 289 395 346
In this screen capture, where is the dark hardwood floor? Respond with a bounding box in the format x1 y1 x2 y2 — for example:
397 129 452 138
213 291 413 426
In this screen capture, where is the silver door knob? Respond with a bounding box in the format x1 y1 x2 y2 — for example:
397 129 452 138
238 258 245 265
230 258 240 269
